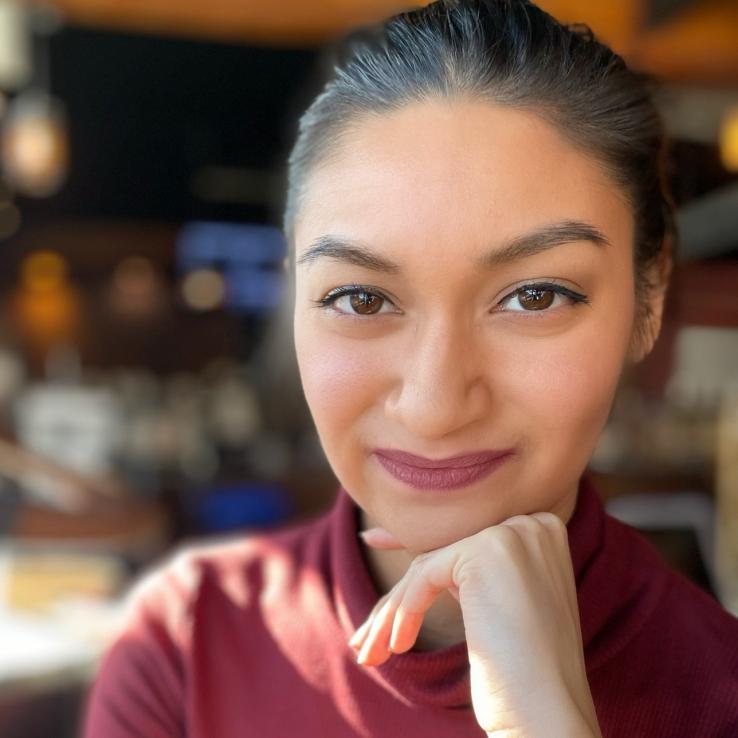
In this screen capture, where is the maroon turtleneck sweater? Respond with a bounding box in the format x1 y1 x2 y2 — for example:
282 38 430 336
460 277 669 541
82 472 738 737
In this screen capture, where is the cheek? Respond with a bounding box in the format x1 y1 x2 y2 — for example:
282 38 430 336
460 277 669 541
521 343 620 434
502 254 634 446
294 320 387 453
498 309 632 475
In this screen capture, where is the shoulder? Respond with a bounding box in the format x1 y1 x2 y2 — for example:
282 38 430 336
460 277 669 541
118 509 332 636
82 510 332 738
657 565 738 673
605 512 738 664
592 515 738 731
581 511 738 735
635 568 738 731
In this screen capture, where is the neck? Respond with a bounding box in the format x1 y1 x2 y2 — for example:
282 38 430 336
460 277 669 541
358 513 466 650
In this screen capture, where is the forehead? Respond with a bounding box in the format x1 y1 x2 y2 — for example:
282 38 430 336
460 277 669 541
294 98 631 262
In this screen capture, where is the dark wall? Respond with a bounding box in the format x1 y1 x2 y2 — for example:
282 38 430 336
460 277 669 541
21 26 320 225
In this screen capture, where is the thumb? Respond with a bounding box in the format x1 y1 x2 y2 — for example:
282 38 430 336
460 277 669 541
359 526 405 549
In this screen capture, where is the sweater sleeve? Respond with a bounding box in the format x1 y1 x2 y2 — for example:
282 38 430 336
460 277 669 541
81 553 194 738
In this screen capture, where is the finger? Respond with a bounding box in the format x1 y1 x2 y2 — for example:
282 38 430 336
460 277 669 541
356 572 415 664
350 591 388 647
357 597 397 665
350 571 411 653
349 591 392 651
398 557 454 617
389 605 424 654
355 547 461 662
359 527 405 550
389 550 460 652
348 617 373 650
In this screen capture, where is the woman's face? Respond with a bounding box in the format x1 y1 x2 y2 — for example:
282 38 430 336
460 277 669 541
292 99 641 554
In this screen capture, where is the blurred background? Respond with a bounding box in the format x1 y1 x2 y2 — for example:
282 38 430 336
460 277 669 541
0 1 736 736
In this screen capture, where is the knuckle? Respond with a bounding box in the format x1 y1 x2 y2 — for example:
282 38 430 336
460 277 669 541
531 511 568 536
481 524 520 551
505 514 538 529
409 552 430 570
531 510 559 525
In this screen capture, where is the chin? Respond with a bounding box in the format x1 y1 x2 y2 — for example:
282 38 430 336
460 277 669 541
396 517 487 555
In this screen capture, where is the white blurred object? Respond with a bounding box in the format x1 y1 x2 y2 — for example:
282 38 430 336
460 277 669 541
0 609 99 686
14 384 123 479
208 373 261 447
0 1 31 90
0 542 124 688
665 326 738 409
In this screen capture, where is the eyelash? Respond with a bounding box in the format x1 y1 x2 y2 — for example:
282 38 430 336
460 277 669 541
311 281 589 319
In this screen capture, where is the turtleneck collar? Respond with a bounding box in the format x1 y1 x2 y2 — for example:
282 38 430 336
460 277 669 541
328 472 609 708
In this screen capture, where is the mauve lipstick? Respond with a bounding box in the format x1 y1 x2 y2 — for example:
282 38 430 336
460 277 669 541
372 447 514 491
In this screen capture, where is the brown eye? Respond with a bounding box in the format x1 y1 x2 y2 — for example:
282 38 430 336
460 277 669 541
496 282 588 315
314 286 397 317
349 291 384 315
516 287 555 311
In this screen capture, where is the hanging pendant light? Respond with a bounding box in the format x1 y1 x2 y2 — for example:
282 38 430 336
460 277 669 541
2 88 68 196
0 2 68 198
719 105 738 173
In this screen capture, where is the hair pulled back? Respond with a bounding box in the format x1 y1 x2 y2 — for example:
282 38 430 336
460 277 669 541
283 0 677 335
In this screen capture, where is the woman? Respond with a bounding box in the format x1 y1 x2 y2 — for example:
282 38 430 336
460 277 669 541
83 1 738 736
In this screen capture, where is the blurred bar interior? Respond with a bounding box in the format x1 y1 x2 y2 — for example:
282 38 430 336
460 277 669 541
0 1 737 736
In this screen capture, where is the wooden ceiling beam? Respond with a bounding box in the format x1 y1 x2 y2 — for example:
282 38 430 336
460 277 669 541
536 0 640 55
35 0 738 84
39 0 419 46
633 1 738 85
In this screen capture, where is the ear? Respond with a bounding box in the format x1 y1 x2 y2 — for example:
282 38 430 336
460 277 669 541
628 237 674 364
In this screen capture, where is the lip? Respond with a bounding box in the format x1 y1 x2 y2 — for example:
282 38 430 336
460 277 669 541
373 447 513 469
372 447 514 491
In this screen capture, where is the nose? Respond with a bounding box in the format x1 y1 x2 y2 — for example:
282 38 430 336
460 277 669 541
384 316 491 441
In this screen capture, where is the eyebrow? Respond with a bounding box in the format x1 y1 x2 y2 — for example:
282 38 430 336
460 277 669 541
295 219 611 273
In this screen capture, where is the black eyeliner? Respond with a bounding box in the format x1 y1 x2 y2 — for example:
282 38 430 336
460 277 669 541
514 282 589 305
311 281 589 311
311 284 387 309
